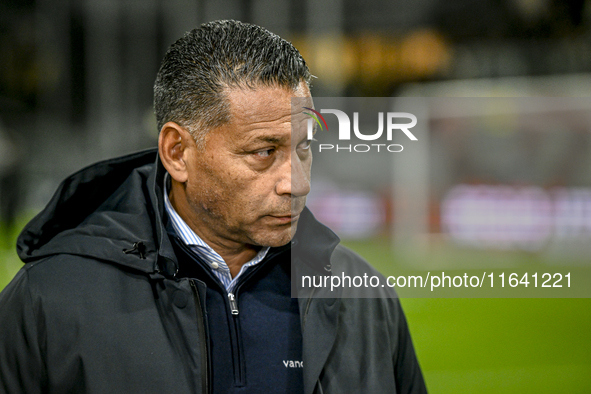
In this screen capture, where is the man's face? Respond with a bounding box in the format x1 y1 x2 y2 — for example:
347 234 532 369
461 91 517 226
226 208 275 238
182 82 312 248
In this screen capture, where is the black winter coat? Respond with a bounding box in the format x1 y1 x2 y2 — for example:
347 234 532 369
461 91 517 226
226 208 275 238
0 149 427 394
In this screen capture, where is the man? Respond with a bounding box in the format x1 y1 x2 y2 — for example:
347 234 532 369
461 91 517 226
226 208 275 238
0 20 426 393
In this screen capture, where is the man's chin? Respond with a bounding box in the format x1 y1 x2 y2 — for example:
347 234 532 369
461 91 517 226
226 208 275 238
251 223 298 248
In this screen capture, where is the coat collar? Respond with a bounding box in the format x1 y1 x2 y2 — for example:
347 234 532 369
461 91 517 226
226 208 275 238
292 209 343 394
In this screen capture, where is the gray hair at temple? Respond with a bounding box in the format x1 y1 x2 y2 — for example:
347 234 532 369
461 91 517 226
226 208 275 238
153 20 312 146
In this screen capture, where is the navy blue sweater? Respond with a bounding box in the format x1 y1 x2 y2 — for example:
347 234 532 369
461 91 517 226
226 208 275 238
172 237 304 394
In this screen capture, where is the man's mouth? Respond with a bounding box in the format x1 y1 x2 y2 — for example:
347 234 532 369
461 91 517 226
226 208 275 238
269 212 301 223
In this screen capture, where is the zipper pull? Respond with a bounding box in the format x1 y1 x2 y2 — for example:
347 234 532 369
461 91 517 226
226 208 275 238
228 293 239 316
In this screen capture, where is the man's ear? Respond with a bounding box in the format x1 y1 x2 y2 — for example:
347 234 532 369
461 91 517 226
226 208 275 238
158 122 194 183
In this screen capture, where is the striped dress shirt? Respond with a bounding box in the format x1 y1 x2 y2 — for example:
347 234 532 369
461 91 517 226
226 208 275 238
163 176 270 292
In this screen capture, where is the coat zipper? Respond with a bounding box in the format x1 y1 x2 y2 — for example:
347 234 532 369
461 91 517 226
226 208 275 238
173 239 244 387
190 280 210 394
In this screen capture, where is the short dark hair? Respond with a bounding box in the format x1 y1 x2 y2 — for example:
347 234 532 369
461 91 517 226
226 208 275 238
153 20 311 144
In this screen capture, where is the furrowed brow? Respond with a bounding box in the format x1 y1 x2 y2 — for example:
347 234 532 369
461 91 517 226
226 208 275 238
252 135 287 144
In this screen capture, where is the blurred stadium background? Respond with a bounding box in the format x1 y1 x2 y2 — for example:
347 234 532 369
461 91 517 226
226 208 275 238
1 0 591 392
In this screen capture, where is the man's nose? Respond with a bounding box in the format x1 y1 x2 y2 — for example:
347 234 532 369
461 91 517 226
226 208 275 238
276 154 310 197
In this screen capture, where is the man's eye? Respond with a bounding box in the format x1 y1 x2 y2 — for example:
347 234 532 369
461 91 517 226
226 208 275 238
255 149 274 158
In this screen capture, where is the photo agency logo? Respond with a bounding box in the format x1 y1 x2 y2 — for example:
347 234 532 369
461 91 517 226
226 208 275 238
303 106 418 153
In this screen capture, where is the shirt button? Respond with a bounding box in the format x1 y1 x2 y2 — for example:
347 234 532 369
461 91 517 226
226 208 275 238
211 262 219 269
